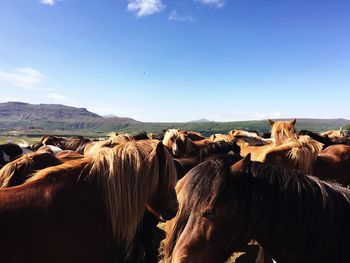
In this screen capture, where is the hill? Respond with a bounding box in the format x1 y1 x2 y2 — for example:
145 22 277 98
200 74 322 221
0 102 139 131
0 102 349 136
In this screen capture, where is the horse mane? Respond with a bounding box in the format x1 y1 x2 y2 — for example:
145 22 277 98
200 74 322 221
133 131 149 140
233 135 269 146
270 121 298 146
165 157 234 261
235 161 350 261
163 129 185 146
0 152 62 187
298 130 333 148
60 137 92 153
85 134 135 156
87 140 177 247
257 135 323 174
198 141 241 160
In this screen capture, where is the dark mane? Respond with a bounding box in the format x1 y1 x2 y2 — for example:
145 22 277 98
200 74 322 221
165 157 235 259
298 130 333 148
133 131 149 140
198 141 241 160
233 135 269 146
231 161 350 262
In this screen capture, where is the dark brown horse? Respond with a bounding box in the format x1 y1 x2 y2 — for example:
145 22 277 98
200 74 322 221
40 135 92 153
0 140 178 263
166 155 350 263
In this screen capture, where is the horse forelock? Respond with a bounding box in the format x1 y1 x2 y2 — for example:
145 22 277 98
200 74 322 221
271 121 298 146
87 140 168 248
165 158 231 261
163 129 185 146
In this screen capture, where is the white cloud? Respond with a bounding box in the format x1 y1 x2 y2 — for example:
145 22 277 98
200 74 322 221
195 0 225 8
39 0 56 6
168 11 195 22
255 112 282 120
0 67 47 89
127 0 165 17
45 93 67 100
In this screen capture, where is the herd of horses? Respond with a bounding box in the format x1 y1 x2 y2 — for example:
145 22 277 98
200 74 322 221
0 119 350 262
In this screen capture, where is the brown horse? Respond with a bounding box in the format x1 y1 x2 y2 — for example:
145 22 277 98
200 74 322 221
40 135 92 153
0 151 62 188
0 140 178 263
313 144 350 186
162 129 214 157
166 155 350 263
240 120 322 174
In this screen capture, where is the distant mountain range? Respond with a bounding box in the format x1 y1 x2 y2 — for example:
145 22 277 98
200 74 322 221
0 102 349 135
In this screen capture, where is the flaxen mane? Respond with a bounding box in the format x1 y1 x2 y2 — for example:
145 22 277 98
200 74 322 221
85 133 135 156
257 135 323 174
162 129 185 147
165 157 234 262
87 140 177 247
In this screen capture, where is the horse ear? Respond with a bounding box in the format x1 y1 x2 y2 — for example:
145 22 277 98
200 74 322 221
229 153 251 176
291 119 296 126
243 153 251 165
156 141 166 167
269 119 275 126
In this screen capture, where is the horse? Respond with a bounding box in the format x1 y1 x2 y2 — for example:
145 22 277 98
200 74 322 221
254 120 323 174
0 142 33 165
0 151 62 188
166 154 350 263
40 135 92 154
174 141 241 179
313 144 350 186
0 140 178 263
162 129 214 157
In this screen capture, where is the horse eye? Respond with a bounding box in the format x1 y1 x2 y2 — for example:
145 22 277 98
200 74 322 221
202 209 215 218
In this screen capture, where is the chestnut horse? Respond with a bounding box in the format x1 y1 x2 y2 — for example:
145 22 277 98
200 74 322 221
0 151 62 188
162 129 214 157
313 144 350 186
0 140 178 263
166 155 350 263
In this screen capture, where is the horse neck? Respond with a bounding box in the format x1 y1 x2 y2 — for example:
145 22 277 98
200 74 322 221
245 168 349 262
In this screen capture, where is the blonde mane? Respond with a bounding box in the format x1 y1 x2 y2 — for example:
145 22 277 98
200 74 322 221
162 129 186 148
271 120 298 146
257 135 323 174
84 133 135 157
87 139 177 246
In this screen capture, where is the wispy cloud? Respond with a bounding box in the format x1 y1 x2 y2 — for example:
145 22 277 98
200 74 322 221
127 0 165 17
254 112 282 119
168 11 196 22
0 67 47 90
0 67 68 102
195 0 225 8
39 0 56 6
45 93 67 100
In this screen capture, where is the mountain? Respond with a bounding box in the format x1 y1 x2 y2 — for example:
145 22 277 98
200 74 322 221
0 102 138 131
188 118 212 123
0 102 349 135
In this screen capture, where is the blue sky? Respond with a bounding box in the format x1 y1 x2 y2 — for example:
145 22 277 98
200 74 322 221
0 0 349 122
